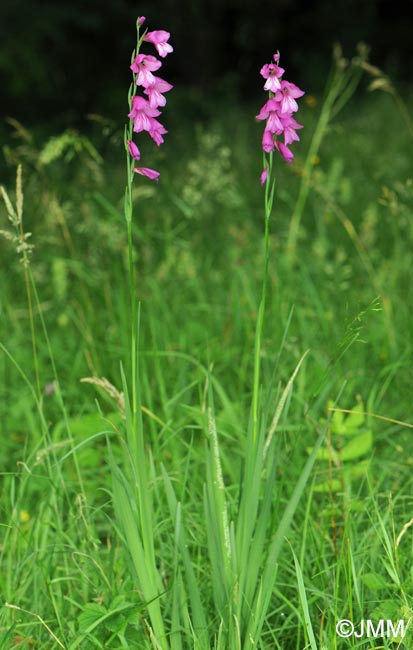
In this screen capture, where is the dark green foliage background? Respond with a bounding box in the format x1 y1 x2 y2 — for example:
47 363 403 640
1 0 413 126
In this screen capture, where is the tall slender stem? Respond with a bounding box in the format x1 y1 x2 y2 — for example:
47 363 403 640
125 27 140 428
14 166 42 399
125 135 138 423
252 152 274 444
126 212 138 424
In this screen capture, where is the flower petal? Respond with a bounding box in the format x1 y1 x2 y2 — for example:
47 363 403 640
144 31 173 58
275 141 294 163
133 167 160 182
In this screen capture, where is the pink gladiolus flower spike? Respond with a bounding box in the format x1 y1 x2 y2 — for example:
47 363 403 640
144 30 173 58
128 17 173 184
257 51 304 177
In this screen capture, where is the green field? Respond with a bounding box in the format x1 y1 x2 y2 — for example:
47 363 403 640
1 52 413 649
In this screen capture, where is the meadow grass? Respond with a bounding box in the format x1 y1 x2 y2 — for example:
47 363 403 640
1 56 413 649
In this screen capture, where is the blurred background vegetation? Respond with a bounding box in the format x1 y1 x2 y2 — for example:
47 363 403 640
1 0 413 128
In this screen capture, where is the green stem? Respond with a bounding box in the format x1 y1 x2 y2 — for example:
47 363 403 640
126 192 138 426
252 152 274 444
16 181 41 399
21 249 41 398
125 81 138 427
124 18 147 430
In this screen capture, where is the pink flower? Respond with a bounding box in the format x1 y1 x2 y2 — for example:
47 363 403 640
128 96 161 132
144 76 173 108
260 167 269 185
128 99 168 143
130 54 162 87
256 98 280 120
256 99 284 134
149 122 168 146
127 139 141 160
144 30 173 58
266 111 284 134
279 114 303 145
260 55 285 92
275 141 294 163
275 81 305 114
133 167 160 182
137 16 146 26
